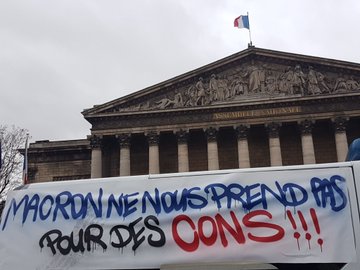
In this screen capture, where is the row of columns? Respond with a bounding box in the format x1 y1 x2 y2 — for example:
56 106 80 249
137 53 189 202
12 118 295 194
90 117 349 178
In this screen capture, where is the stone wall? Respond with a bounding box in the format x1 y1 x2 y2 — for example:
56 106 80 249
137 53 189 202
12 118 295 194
28 139 91 182
279 123 303 166
130 134 149 175
313 121 337 164
188 131 208 172
34 160 90 182
218 128 238 170
159 133 178 173
248 126 271 168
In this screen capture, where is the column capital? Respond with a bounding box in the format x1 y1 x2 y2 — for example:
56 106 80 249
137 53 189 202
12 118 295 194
90 135 102 149
147 131 159 145
266 122 281 138
117 133 131 147
176 130 188 143
205 127 218 142
333 117 348 133
235 125 249 139
299 119 314 135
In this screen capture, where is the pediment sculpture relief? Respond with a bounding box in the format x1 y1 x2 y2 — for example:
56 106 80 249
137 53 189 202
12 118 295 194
117 63 360 112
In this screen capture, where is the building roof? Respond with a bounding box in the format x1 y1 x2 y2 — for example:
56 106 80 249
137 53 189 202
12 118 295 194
82 46 360 120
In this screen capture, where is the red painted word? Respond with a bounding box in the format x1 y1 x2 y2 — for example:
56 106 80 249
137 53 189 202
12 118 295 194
172 210 284 252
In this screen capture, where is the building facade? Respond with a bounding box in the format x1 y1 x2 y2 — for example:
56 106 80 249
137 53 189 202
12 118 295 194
28 47 360 183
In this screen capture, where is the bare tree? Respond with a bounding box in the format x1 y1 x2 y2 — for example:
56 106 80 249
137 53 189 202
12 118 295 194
0 125 28 202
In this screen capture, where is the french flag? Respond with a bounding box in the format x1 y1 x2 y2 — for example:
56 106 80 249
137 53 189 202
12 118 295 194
234 15 250 29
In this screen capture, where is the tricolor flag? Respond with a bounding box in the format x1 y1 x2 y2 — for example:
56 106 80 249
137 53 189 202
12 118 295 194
22 134 29 185
234 15 250 29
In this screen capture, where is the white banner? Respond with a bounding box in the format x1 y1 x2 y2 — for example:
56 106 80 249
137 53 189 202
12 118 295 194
0 166 357 269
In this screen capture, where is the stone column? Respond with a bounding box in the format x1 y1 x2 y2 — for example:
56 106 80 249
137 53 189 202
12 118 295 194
266 122 282 166
147 131 160 174
118 134 131 176
90 135 102 178
176 130 189 172
333 117 348 162
236 125 250 168
206 127 219 171
299 120 316 164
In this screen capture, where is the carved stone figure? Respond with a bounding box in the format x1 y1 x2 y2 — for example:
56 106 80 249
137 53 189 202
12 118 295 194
156 96 174 109
185 85 197 107
230 77 246 96
131 61 360 112
334 77 348 92
293 65 306 95
265 71 277 94
316 72 330 93
155 91 184 109
218 76 230 100
216 75 228 101
248 65 265 93
173 92 184 108
307 66 322 95
346 77 359 91
278 66 293 94
195 77 206 106
209 74 220 101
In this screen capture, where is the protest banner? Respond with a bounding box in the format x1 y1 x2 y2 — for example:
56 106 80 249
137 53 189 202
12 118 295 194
0 166 356 269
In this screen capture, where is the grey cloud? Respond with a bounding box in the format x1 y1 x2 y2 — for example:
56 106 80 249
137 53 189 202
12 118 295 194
1 0 359 141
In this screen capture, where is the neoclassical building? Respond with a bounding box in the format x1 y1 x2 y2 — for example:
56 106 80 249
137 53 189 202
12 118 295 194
27 47 360 183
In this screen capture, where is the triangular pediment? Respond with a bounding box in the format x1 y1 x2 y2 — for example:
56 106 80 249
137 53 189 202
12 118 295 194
82 47 360 118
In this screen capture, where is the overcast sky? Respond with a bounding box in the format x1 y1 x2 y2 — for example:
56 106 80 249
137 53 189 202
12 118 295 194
1 0 359 143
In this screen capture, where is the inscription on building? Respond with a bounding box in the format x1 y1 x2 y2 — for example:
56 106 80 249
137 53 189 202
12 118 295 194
213 106 301 120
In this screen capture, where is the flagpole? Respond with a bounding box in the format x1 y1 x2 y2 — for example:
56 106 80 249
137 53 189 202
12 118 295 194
22 133 29 185
247 12 253 47
0 131 2 172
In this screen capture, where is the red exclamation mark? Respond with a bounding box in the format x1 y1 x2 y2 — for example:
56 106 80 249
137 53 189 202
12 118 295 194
286 210 301 250
310 208 324 252
298 210 312 249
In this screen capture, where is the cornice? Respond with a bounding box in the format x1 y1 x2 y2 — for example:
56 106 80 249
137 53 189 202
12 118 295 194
86 92 360 124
